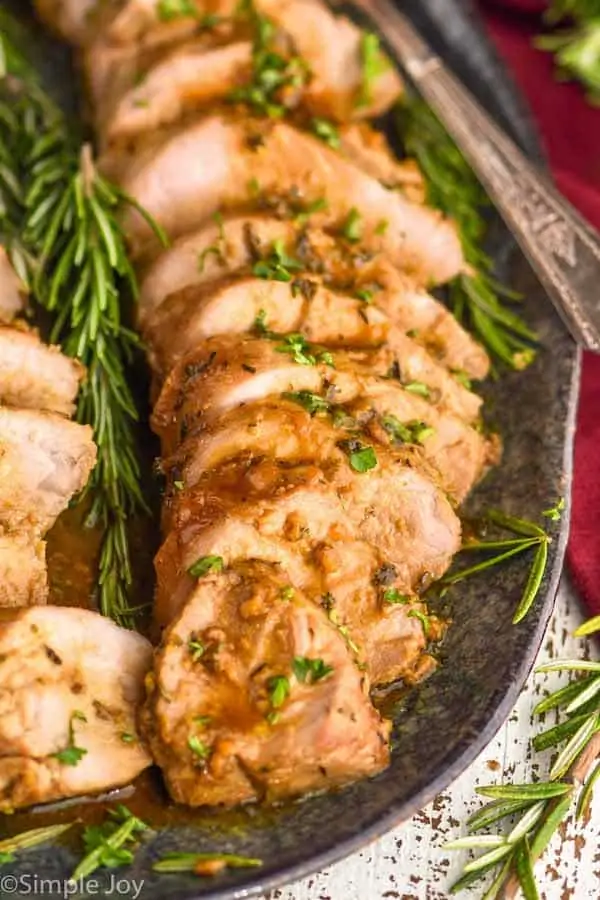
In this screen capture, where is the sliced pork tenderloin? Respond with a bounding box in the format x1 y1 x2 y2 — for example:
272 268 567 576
0 409 97 534
142 559 390 807
0 534 47 608
152 335 492 500
0 328 84 416
0 606 152 811
137 215 486 379
101 114 463 283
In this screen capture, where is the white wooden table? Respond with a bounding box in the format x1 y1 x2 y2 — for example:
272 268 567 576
264 576 600 900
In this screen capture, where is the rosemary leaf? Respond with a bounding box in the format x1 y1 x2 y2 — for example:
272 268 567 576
536 660 600 674
565 675 600 714
528 791 574 861
442 835 506 851
514 837 540 900
153 852 262 873
576 759 600 820
533 712 592 752
467 797 538 832
0 823 74 856
506 801 546 845
486 509 547 539
512 539 548 624
574 615 600 637
476 782 572 801
463 842 513 874
481 858 512 900
549 715 599 780
534 678 595 715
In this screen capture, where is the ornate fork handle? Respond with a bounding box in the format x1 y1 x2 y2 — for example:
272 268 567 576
353 0 600 353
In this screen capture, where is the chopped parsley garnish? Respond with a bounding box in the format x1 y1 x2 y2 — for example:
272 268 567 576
282 390 331 416
156 0 199 21
228 10 310 118
451 368 472 389
120 732 136 743
0 852 14 864
294 196 329 225
188 735 211 760
187 555 224 578
357 32 392 107
199 13 224 28
311 117 341 149
355 288 374 304
253 308 269 333
173 479 184 491
404 381 431 398
188 637 205 661
292 656 334 684
73 806 148 880
51 710 88 767
338 439 378 473
375 218 389 235
382 414 435 446
266 675 290 710
253 239 303 282
341 207 363 243
275 334 333 366
193 715 212 726
383 589 411 605
408 608 431 638
280 586 295 600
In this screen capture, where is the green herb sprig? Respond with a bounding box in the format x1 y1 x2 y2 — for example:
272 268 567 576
439 505 563 624
396 97 537 371
535 1 600 103
0 24 166 627
0 823 75 865
72 806 149 880
447 613 600 899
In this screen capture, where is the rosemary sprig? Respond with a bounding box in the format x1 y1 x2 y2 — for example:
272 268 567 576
396 97 537 371
535 1 600 104
0 24 165 626
448 614 600 898
0 823 75 865
439 505 561 624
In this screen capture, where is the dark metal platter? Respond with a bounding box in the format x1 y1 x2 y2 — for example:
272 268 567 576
0 1 580 897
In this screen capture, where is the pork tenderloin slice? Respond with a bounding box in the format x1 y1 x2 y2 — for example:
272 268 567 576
143 560 390 807
103 114 463 283
0 327 84 415
0 606 152 811
0 533 47 607
0 409 97 533
155 454 460 627
138 215 487 379
152 335 491 500
143 276 480 423
0 247 26 324
79 0 402 119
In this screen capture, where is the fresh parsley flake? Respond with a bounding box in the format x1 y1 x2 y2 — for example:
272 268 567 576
383 589 411 605
341 207 363 243
542 498 565 522
292 656 334 684
280 586 295 600
408 608 431 637
156 0 199 21
120 732 136 743
51 710 88 767
188 735 211 759
382 415 435 446
311 117 341 149
282 390 331 416
266 675 290 709
338 439 378 473
188 637 205 661
187 555 224 579
357 31 392 107
253 239 303 282
404 381 431 398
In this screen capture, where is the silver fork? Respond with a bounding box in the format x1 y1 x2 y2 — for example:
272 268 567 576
352 0 600 354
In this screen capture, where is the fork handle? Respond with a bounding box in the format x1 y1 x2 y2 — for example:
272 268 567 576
356 0 600 353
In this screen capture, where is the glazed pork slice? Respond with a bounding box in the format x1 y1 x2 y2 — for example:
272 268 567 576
0 328 84 416
102 114 463 283
137 215 487 379
0 534 47 608
0 606 152 811
144 277 480 423
0 247 25 324
152 336 492 501
0 409 97 533
143 560 390 807
155 454 460 627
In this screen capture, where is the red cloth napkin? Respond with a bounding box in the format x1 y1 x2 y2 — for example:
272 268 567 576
477 1 600 616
